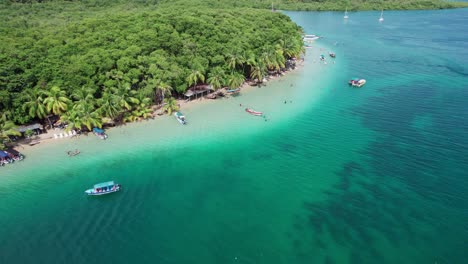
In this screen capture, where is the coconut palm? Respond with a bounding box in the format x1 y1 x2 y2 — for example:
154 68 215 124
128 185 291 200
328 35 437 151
22 87 48 119
0 118 20 150
186 69 205 89
260 46 280 71
141 77 158 103
226 51 246 72
124 95 153 122
114 83 139 111
275 44 286 70
71 86 96 109
250 60 267 84
61 103 102 131
157 81 173 105
97 89 120 119
227 71 245 89
143 78 173 105
43 86 71 115
207 67 226 90
162 97 179 115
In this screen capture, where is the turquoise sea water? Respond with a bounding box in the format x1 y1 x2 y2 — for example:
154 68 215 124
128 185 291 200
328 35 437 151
1 9 467 264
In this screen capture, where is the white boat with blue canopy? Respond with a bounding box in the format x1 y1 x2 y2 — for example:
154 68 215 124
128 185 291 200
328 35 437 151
174 111 187 125
85 181 121 195
92 127 108 140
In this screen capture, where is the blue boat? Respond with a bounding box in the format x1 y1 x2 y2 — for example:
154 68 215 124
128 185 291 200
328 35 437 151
226 88 240 94
85 181 121 196
92 127 108 140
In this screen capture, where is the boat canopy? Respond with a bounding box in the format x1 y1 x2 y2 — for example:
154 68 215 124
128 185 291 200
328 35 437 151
93 127 104 133
175 112 184 117
0 151 8 158
93 181 115 189
226 88 240 92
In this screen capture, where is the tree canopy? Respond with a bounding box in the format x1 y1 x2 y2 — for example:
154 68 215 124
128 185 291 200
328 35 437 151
0 0 304 132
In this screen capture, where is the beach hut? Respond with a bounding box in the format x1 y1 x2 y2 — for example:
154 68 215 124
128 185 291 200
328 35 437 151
16 123 43 135
183 85 214 101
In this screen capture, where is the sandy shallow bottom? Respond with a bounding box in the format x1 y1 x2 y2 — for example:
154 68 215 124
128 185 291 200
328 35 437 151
2 44 338 179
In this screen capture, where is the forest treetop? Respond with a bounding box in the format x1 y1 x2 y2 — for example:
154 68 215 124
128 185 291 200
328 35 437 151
0 0 304 136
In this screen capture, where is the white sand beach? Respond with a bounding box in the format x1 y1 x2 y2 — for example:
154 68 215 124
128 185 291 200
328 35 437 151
2 44 339 177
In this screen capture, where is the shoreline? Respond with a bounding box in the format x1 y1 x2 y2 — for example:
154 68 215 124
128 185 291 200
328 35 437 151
1 40 339 179
9 60 306 156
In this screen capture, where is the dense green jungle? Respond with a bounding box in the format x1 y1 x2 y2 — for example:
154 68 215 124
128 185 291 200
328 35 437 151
1 0 466 148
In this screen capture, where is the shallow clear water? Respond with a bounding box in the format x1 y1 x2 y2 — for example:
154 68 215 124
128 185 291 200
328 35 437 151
1 9 467 264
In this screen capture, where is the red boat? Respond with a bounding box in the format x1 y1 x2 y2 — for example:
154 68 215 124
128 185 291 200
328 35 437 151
245 108 263 116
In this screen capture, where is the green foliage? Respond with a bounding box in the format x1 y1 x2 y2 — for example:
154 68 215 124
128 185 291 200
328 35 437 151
0 0 304 128
0 116 20 150
162 97 178 115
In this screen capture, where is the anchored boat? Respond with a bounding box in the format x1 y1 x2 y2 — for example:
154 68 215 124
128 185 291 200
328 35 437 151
348 78 366 87
85 181 121 196
245 108 263 116
226 88 240 94
92 127 108 140
174 111 187 125
303 34 320 41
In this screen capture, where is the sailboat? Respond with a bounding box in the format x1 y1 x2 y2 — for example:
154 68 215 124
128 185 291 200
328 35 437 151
344 8 349 19
379 10 384 22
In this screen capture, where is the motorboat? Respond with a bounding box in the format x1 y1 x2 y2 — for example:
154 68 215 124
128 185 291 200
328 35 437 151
320 54 326 61
245 108 263 116
92 127 108 140
348 78 366 87
67 149 80 157
174 111 187 125
329 52 336 58
226 88 240 94
303 34 320 41
85 181 121 196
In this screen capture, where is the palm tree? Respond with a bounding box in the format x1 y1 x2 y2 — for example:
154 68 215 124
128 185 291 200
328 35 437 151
260 46 280 72
22 87 47 119
157 81 173 105
227 71 245 89
22 87 53 128
186 69 205 89
43 86 71 115
250 60 267 84
61 103 102 132
125 94 153 122
143 78 173 105
71 86 96 109
115 83 139 111
97 89 121 119
162 97 179 115
0 117 20 150
275 44 286 71
207 67 226 90
226 51 246 72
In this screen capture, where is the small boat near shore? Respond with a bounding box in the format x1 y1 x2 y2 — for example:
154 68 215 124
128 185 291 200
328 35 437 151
329 52 336 58
85 181 121 196
303 34 320 41
93 127 108 140
0 149 24 166
245 108 263 116
67 149 80 157
226 88 240 94
174 111 187 125
348 78 366 87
